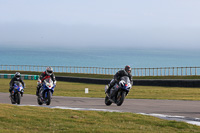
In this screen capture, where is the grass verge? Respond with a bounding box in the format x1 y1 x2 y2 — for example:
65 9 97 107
0 104 200 132
1 79 200 100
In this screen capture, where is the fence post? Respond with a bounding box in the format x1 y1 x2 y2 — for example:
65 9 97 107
160 68 162 76
195 67 197 76
186 67 187 76
156 68 158 76
134 68 136 76
141 68 143 76
149 68 150 76
153 68 154 76
181 67 183 76
177 67 178 76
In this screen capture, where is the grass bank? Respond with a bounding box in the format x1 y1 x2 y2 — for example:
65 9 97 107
1 70 200 79
0 104 199 132
1 79 200 100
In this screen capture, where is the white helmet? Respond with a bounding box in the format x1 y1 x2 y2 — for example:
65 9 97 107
15 72 21 80
46 67 53 76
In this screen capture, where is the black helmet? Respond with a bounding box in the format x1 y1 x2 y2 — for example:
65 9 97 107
125 65 131 74
15 72 21 79
46 67 53 76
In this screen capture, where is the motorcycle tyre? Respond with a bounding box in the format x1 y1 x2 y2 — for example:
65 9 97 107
16 92 21 105
116 91 126 106
105 96 112 106
46 91 51 105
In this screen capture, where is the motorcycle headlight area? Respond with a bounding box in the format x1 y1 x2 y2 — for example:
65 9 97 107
127 83 132 89
46 83 53 88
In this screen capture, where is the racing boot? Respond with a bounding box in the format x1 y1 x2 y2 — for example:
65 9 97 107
36 86 39 96
105 84 111 96
9 88 12 98
36 90 39 96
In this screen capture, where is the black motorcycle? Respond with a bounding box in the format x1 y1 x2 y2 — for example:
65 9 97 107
105 76 132 106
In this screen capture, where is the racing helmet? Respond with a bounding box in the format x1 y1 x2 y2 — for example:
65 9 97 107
46 67 53 76
125 65 131 74
15 72 21 80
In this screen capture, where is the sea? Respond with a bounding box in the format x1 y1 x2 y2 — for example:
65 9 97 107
0 46 200 69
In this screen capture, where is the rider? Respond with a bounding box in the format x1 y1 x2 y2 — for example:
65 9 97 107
9 72 25 96
106 65 133 95
36 66 56 96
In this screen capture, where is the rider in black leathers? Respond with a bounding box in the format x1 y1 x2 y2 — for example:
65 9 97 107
106 65 133 95
36 66 56 96
9 72 25 95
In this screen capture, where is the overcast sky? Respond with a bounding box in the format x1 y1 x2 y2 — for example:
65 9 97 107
0 0 200 49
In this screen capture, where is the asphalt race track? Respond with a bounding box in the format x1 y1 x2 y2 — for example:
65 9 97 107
1 92 200 125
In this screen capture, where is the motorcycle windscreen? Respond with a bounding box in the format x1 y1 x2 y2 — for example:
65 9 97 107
44 78 53 84
120 76 130 84
43 78 54 89
14 81 22 86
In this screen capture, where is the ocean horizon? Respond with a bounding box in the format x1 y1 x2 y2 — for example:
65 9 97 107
1 46 200 69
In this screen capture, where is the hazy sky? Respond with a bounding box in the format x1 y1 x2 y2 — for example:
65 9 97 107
0 0 200 49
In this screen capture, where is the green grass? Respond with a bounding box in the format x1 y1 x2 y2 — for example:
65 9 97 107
0 104 200 132
1 70 200 79
1 79 200 100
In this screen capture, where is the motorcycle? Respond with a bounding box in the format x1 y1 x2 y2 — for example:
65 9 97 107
37 78 56 105
10 81 24 104
105 76 132 106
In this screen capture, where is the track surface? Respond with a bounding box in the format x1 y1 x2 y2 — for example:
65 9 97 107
1 92 200 119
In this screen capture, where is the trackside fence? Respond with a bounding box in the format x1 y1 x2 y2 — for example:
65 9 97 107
0 65 200 76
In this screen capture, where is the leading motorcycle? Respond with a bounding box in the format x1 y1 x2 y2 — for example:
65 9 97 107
37 78 56 105
105 76 132 106
10 81 24 104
